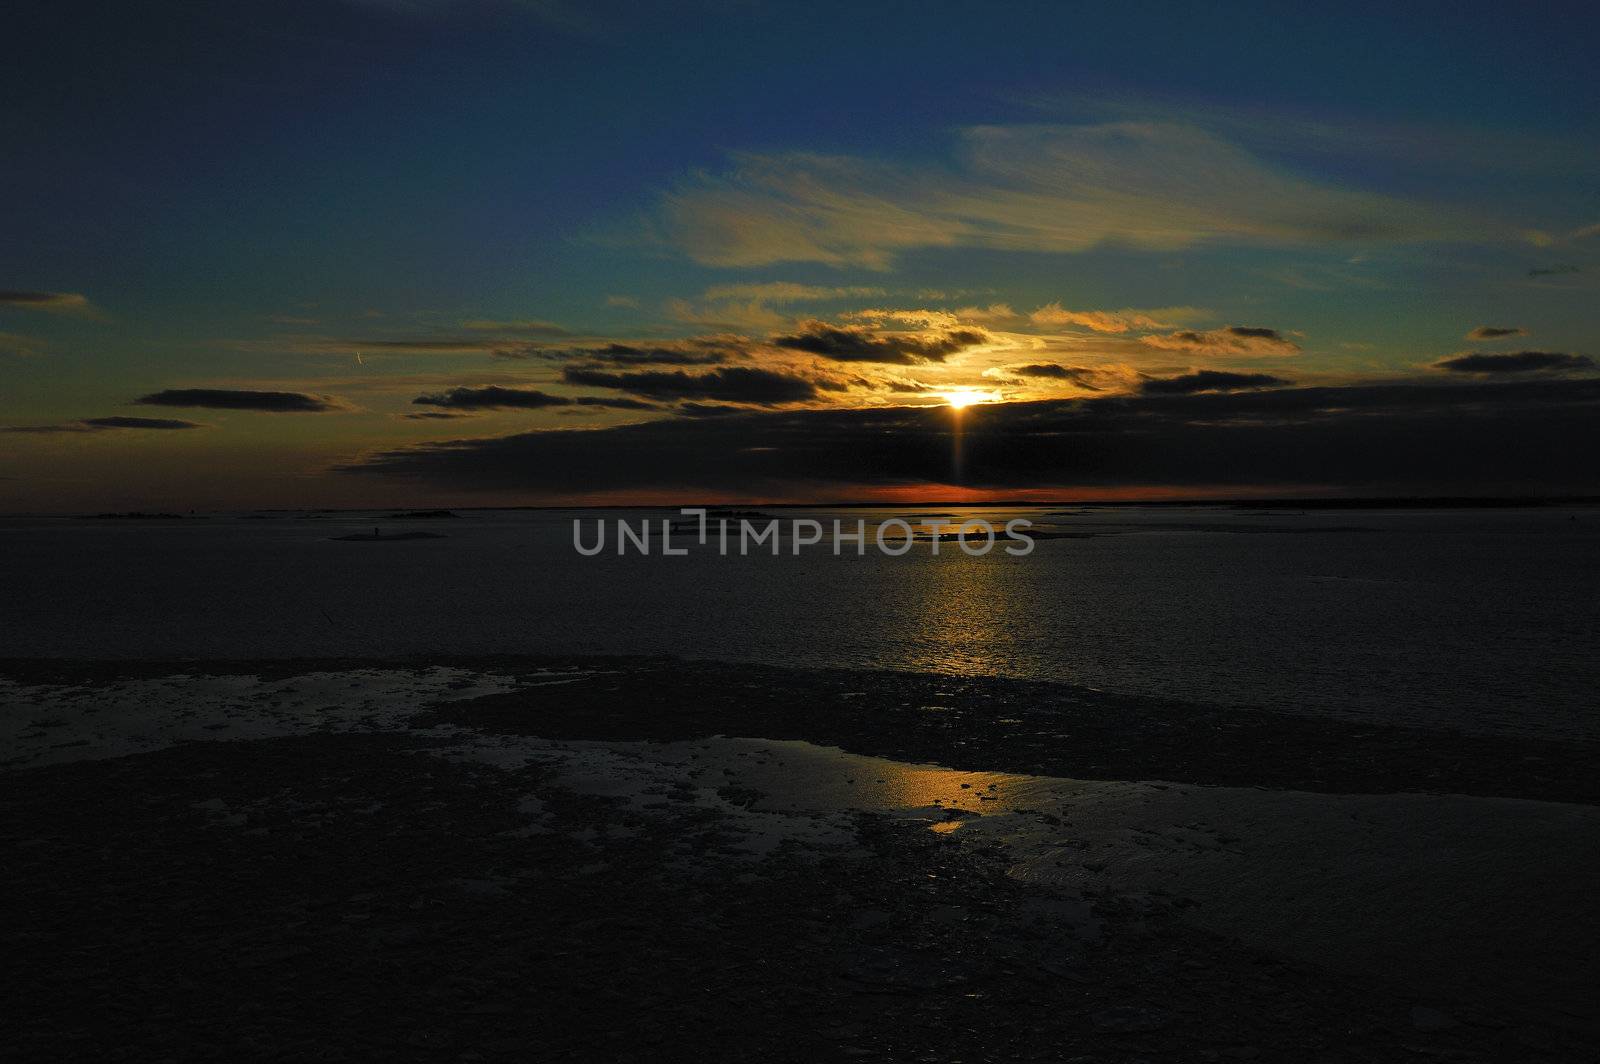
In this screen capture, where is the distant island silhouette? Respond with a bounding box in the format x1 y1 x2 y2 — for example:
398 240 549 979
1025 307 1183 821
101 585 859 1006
331 530 446 542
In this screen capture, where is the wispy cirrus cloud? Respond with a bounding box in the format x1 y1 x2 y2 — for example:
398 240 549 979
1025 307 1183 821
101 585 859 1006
0 290 97 316
699 282 887 304
666 282 888 329
273 334 570 360
848 303 1210 336
460 319 570 336
328 338 532 355
649 123 1463 269
0 331 45 357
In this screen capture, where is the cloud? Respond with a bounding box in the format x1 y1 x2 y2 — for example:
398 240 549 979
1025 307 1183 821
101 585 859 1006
83 416 202 430
667 284 889 330
414 386 571 410
402 411 474 420
699 282 886 304
604 295 639 308
413 385 656 411
677 403 749 418
1028 304 1183 333
1528 264 1581 277
303 337 558 359
1 424 94 435
1466 326 1526 340
772 321 987 364
338 377 1600 496
337 338 516 353
0 290 95 316
460 319 570 336
1 425 95 435
136 388 345 412
1140 370 1292 395
1140 325 1301 357
568 341 736 366
0 331 44 358
948 304 1017 324
1431 351 1593 374
4 416 201 434
561 366 820 404
1008 364 1104 389
651 122 1451 268
843 307 969 328
566 396 661 410
880 377 932 393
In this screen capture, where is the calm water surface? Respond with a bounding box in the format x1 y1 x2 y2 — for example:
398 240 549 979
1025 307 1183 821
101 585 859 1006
2 506 1596 739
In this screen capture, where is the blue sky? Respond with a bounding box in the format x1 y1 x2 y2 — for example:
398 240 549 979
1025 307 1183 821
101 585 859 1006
3 1 1598 507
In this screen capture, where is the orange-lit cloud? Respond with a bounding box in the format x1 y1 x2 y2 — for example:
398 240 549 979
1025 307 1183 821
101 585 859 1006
1028 303 1202 333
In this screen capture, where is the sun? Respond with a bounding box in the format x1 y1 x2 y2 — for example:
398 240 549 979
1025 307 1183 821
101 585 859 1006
943 390 987 410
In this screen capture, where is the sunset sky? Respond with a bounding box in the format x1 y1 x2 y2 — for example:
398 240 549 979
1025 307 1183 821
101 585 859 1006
4 1 1598 509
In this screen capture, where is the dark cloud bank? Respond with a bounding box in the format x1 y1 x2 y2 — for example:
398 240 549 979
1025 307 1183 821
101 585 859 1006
1433 352 1592 374
0 290 91 313
83 416 199 430
137 388 342 412
561 366 819 404
1011 364 1102 389
1140 371 1290 395
504 339 746 366
413 386 655 411
340 377 1600 496
4 416 200 434
773 323 986 364
573 342 734 366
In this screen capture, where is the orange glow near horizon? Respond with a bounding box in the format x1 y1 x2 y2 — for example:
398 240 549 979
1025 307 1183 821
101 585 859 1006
942 389 995 410
534 482 1337 508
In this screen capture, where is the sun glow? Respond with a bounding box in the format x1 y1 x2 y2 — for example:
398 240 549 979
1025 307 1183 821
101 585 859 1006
943 390 991 410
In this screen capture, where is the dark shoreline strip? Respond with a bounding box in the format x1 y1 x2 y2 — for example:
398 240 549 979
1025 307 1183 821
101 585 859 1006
3 654 1595 806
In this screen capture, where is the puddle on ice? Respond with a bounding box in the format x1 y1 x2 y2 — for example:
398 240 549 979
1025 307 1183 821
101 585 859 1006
443 732 1600 1016
4 668 1596 1019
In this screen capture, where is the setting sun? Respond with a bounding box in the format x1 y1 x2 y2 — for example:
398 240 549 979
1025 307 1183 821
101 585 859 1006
943 390 990 410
